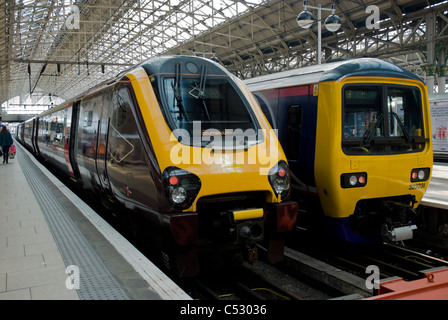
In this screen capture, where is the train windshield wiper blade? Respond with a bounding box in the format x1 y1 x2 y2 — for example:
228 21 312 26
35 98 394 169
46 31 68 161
200 66 212 122
192 65 211 122
187 65 211 122
362 113 383 147
391 112 412 148
173 63 190 123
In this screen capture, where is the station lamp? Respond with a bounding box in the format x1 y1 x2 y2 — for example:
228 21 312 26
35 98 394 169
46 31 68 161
297 0 342 64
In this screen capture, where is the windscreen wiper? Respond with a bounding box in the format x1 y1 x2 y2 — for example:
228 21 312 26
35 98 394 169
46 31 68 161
190 65 211 122
172 63 190 123
391 112 412 149
362 113 383 147
188 65 211 121
199 65 211 121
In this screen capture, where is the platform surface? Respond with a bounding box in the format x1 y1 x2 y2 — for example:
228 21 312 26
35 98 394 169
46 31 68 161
421 163 448 209
0 141 190 300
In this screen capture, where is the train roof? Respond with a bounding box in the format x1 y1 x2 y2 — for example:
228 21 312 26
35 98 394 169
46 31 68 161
117 55 231 79
244 58 424 92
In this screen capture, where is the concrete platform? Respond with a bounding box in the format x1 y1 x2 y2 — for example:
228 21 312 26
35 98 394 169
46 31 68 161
0 141 191 300
422 163 448 210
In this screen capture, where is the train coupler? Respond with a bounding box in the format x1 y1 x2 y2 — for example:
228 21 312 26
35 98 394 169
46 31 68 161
246 244 259 264
382 223 417 242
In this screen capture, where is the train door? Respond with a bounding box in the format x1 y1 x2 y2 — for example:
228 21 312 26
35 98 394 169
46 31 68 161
23 120 34 151
278 86 313 186
286 105 302 161
69 101 81 178
96 86 113 193
107 82 157 207
76 92 103 192
32 118 40 155
64 102 76 178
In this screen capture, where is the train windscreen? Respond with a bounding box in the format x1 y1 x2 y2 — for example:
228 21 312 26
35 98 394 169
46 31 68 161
153 72 261 149
342 84 426 155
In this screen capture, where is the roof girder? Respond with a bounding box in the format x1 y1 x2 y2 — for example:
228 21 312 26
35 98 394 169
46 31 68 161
1 0 448 110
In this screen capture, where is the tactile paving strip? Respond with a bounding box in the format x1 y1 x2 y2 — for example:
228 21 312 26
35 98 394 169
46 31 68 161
17 149 130 300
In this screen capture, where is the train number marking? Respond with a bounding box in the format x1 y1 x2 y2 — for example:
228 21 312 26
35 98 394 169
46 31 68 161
409 183 425 190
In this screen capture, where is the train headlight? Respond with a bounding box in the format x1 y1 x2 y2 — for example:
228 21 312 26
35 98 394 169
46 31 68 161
410 168 431 182
341 172 367 188
418 170 425 180
268 161 291 200
349 175 358 186
171 187 187 204
163 167 201 210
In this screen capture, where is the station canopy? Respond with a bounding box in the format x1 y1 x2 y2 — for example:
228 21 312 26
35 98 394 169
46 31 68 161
1 0 448 115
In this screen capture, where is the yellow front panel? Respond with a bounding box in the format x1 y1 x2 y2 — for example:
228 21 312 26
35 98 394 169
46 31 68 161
315 77 433 219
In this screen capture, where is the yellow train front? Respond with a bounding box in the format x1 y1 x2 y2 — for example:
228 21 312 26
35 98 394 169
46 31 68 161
138 56 297 274
17 55 297 277
246 58 433 243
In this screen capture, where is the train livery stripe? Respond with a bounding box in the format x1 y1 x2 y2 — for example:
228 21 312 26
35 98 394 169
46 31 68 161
278 85 309 98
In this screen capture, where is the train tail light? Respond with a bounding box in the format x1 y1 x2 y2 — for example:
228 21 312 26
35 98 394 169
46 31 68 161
163 167 201 210
341 172 367 188
410 168 430 182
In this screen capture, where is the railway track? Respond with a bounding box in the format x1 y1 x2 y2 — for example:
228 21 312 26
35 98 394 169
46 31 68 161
316 241 448 283
174 237 448 301
180 259 330 301
382 242 448 275
178 241 375 301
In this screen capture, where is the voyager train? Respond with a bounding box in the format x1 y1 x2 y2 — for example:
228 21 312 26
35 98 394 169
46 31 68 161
245 58 433 243
16 55 297 277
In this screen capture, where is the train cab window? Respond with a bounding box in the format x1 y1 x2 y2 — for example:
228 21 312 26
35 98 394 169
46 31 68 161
343 86 383 139
158 75 260 147
387 86 425 152
342 84 425 155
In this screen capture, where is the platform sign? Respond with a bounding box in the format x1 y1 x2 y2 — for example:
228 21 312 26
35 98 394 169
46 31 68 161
430 99 448 153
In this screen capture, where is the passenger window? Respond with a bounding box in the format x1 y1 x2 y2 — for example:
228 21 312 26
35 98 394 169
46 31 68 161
286 105 302 160
84 110 93 127
109 86 136 163
108 84 155 204
54 110 66 145
112 89 129 128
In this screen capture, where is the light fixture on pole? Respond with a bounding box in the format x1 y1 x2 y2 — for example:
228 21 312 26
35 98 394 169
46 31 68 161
297 0 342 64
